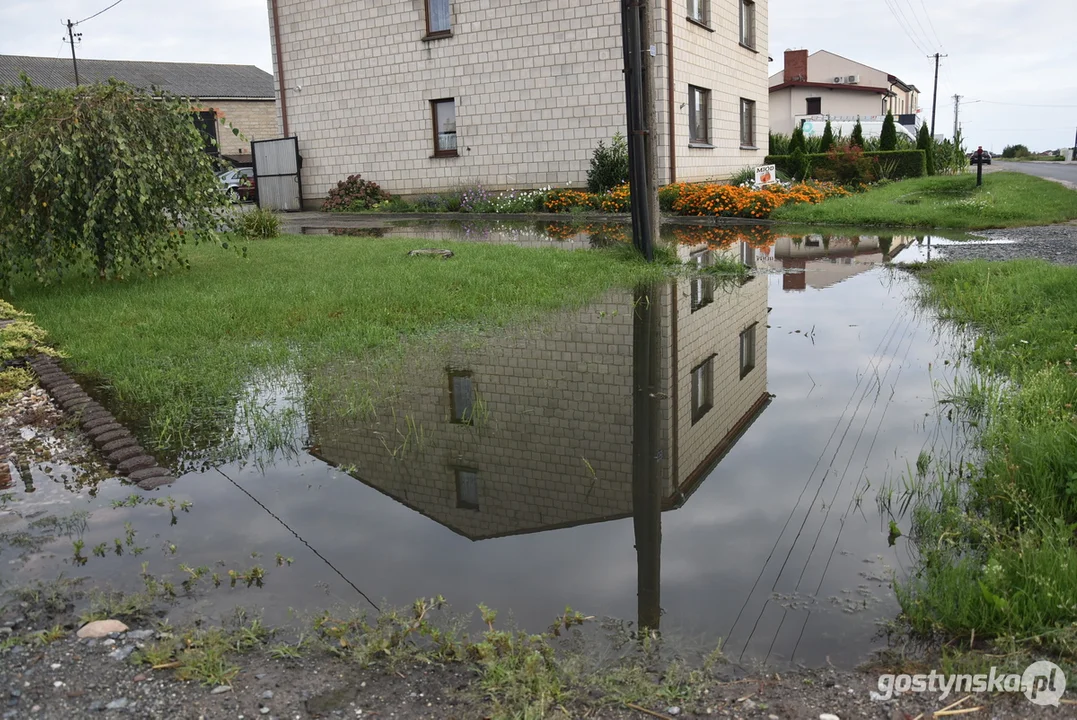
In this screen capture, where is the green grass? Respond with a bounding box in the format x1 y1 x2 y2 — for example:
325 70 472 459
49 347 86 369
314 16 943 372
897 260 1077 660
771 172 1077 229
3 235 664 458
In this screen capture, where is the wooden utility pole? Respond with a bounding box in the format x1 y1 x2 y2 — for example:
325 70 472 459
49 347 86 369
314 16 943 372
928 53 947 137
639 0 660 246
952 95 962 140
66 19 82 86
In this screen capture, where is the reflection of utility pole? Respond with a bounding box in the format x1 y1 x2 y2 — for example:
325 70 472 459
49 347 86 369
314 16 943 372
66 19 82 86
632 284 662 631
952 95 962 140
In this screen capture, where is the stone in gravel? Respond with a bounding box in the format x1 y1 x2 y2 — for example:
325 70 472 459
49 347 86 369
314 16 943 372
260 709 270 715
211 686 231 695
88 700 106 712
666 707 680 716
133 674 147 683
126 629 154 641
261 691 273 700
3 710 16 719
105 698 128 710
305 686 359 715
108 645 135 661
254 673 267 680
78 619 129 638
102 638 116 646
107 446 145 464
117 455 155 474
819 715 840 720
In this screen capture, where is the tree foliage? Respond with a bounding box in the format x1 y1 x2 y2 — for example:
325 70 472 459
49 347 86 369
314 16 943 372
0 78 231 286
917 123 937 175
790 125 807 154
819 120 835 153
850 119 865 148
587 132 629 193
1001 144 1030 159
879 112 898 151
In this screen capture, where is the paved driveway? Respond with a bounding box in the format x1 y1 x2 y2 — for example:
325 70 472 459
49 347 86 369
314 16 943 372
993 160 1077 187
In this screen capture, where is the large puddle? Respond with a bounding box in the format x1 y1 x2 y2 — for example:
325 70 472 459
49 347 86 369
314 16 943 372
0 225 976 669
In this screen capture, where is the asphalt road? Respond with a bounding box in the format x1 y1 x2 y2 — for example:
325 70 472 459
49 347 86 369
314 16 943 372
993 159 1077 186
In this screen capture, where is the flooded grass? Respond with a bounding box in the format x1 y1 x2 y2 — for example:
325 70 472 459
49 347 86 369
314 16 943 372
899 259 1077 660
4 236 666 456
771 172 1077 229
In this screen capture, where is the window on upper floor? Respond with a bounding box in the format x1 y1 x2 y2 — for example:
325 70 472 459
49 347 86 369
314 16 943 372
806 97 822 115
432 99 458 158
689 86 711 145
425 0 451 37
740 0 756 48
687 0 709 27
740 98 756 148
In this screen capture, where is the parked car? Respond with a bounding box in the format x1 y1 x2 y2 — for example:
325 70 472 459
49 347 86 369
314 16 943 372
218 167 257 202
968 152 991 165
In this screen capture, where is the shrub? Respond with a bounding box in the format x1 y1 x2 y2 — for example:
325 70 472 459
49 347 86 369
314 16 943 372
587 133 629 193
787 147 811 182
0 79 231 284
1001 144 1030 159
239 207 280 239
790 126 807 154
766 150 926 181
595 183 631 213
850 120 865 148
769 132 789 156
916 124 936 175
728 166 757 186
658 183 688 212
820 121 835 153
812 145 877 185
323 174 391 212
880 112 898 151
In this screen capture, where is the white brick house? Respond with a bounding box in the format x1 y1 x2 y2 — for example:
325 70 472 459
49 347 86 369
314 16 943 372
266 0 769 203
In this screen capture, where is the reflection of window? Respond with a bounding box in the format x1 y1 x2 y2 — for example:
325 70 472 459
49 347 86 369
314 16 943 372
687 0 709 25
689 86 711 145
740 98 756 148
425 0 450 36
806 97 821 115
740 324 757 378
740 243 756 268
431 99 457 157
449 371 474 423
740 0 756 48
455 468 479 510
690 249 714 311
691 357 714 424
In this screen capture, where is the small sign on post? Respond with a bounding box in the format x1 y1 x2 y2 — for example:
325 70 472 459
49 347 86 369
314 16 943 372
754 164 778 186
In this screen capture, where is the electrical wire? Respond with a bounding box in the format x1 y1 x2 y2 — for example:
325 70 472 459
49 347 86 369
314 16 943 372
916 0 945 51
880 0 932 55
74 0 128 25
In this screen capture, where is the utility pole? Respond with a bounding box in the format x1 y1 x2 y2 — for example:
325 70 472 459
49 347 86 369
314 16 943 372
1072 126 1076 162
638 0 659 245
66 19 82 86
928 53 947 137
620 0 655 261
952 95 962 140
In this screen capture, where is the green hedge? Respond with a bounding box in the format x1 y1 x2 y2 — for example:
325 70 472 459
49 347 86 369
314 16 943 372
765 150 926 181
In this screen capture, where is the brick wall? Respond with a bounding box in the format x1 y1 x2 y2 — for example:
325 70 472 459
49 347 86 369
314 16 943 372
209 100 278 156
268 0 769 200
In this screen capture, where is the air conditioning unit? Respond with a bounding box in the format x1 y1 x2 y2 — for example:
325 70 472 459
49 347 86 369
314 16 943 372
846 75 860 84
833 76 844 84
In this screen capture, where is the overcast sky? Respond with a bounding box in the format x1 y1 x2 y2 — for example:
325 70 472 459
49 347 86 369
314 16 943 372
1 0 1075 153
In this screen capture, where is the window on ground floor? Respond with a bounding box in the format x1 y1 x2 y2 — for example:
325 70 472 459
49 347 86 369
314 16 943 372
431 98 458 157
689 86 711 145
455 468 479 510
740 98 756 148
426 0 450 36
690 250 714 312
740 323 757 378
691 356 714 424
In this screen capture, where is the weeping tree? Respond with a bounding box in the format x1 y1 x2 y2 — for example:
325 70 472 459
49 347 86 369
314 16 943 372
880 112 898 151
820 120 835 153
0 78 232 286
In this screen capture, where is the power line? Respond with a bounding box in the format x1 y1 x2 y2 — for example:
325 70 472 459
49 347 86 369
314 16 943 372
896 0 939 53
880 0 932 55
966 99 1077 109
916 0 945 51
74 0 128 25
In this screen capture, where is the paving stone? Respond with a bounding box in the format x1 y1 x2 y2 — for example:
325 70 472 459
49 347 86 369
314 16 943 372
128 467 172 482
107 446 144 464
137 475 175 491
86 422 124 439
117 456 155 474
61 397 92 412
48 384 81 399
34 372 64 384
100 437 138 454
80 412 114 428
94 429 131 446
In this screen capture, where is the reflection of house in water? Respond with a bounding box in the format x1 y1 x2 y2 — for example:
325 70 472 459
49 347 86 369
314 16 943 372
310 242 770 541
761 234 917 291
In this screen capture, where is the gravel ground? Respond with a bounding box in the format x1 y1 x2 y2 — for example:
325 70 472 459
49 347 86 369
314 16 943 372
938 222 1077 264
3 385 1074 720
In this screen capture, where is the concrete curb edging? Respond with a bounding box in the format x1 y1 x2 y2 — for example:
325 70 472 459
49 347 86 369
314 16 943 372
26 354 176 491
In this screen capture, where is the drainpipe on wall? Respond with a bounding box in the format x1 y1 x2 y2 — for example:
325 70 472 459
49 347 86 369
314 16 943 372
270 0 290 138
666 0 676 184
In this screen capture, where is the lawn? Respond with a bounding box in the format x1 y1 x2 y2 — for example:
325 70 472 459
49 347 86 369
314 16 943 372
898 260 1077 663
770 171 1077 229
4 236 665 457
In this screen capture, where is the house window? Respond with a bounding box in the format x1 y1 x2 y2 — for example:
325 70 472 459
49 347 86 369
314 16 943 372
690 250 714 312
740 0 756 48
806 97 822 115
740 98 756 148
689 86 710 145
691 357 714 424
425 0 450 37
449 371 474 423
431 99 457 157
740 242 756 269
687 0 709 26
455 468 479 510
740 324 757 378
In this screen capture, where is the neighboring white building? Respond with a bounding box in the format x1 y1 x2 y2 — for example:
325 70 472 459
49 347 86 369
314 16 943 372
768 49 920 137
266 0 770 203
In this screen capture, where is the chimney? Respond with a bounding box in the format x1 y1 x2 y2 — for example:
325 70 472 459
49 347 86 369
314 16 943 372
784 49 808 83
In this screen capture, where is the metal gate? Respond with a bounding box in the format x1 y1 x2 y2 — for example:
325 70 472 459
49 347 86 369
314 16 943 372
251 137 302 212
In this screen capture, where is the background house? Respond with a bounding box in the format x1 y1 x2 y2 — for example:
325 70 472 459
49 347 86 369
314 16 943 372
267 0 770 203
768 49 920 136
0 55 276 165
